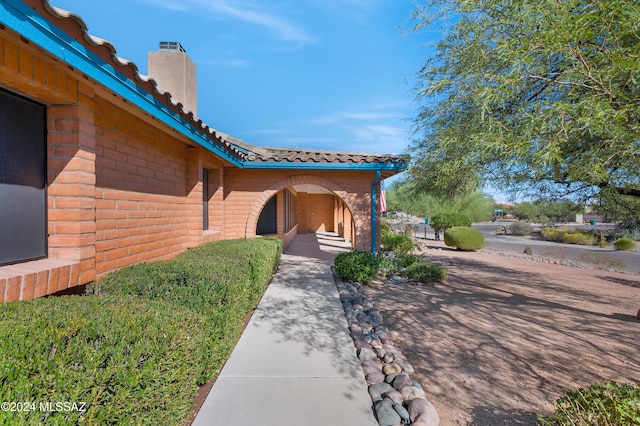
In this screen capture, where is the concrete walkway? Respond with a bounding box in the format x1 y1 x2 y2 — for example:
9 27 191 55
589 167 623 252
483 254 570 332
192 232 377 425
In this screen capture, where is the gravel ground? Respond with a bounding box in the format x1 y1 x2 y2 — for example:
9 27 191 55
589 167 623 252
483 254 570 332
365 240 640 426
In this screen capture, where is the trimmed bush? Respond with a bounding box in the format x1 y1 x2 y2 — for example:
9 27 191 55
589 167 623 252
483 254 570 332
614 237 637 251
88 238 281 380
444 226 485 251
509 221 532 236
405 262 448 284
539 381 640 426
335 250 380 282
0 295 212 425
0 237 283 425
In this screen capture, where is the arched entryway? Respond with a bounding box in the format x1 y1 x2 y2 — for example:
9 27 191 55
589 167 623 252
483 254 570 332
247 176 358 250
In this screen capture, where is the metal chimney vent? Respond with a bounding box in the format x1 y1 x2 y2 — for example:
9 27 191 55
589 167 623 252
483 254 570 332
158 41 186 52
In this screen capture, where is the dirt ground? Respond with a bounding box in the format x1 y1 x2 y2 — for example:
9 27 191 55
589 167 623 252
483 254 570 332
365 240 640 426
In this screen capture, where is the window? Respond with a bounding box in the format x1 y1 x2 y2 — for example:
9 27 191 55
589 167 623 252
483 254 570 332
202 168 209 230
282 189 297 232
0 89 47 266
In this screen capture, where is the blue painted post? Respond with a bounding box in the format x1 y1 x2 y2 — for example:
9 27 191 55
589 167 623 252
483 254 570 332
371 171 381 254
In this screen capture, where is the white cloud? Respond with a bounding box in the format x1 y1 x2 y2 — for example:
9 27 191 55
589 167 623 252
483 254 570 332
140 0 315 44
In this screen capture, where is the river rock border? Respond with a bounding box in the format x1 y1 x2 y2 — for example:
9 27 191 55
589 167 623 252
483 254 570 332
332 269 440 426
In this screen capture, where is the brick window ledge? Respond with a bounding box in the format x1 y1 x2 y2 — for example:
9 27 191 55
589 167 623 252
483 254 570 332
0 259 81 302
202 230 222 244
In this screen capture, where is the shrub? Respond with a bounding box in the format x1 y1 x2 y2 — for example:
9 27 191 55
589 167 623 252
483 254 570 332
539 381 640 426
541 227 563 242
0 295 212 425
523 246 533 255
444 226 485 251
509 221 532 236
614 237 637 251
381 232 414 257
405 262 448 283
0 238 283 425
377 253 400 277
335 250 380 282
87 237 282 381
401 254 421 268
89 238 281 318
562 232 595 246
430 212 472 240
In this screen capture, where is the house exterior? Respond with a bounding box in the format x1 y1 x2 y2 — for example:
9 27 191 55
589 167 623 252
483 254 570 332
0 0 406 302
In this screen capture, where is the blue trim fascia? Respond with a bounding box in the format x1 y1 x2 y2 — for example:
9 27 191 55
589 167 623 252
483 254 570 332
371 170 381 255
242 161 407 171
0 1 243 167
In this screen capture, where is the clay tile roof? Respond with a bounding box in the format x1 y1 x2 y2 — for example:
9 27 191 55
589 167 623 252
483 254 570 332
227 139 407 165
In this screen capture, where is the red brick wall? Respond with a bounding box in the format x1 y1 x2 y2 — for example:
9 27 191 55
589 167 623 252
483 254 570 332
224 170 375 250
0 24 382 301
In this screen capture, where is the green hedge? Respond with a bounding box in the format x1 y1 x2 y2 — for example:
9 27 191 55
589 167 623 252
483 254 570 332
0 295 211 425
444 226 485 251
0 237 282 425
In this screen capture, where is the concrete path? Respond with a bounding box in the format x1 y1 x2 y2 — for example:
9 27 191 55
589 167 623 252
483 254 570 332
192 232 377 426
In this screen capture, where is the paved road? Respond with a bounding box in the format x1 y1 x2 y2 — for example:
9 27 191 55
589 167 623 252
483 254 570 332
407 222 640 274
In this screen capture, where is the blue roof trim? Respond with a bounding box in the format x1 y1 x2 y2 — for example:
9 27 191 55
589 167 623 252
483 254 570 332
242 161 407 171
0 1 243 167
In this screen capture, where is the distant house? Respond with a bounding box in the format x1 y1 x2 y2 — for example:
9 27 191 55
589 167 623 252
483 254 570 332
0 0 406 302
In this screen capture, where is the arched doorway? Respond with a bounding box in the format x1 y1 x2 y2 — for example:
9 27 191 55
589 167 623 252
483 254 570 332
249 180 356 249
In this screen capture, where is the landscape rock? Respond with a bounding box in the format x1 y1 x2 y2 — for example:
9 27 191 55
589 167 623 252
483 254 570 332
409 398 440 426
368 383 395 400
392 373 412 390
401 385 426 401
374 398 401 426
384 390 404 405
382 363 402 375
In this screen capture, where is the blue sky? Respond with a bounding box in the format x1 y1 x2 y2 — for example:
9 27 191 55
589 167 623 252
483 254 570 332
50 0 432 162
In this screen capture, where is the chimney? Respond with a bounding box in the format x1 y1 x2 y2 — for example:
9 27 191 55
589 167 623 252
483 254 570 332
148 42 197 117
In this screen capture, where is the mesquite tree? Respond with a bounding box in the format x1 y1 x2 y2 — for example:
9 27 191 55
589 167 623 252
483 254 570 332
409 0 640 217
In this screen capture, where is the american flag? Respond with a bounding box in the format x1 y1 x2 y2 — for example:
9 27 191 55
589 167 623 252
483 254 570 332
380 180 387 212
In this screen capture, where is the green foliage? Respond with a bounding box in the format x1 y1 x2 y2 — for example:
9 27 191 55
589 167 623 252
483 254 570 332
562 232 596 246
541 227 564 242
509 221 532 236
610 219 640 241
377 254 400 277
401 254 421 268
512 202 541 221
539 381 640 426
405 262 448 284
335 251 380 283
444 226 485 251
0 295 211 425
614 237 637 251
381 232 414 258
523 246 533 255
0 238 282 425
541 227 596 246
386 182 494 222
409 0 640 205
430 212 472 240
